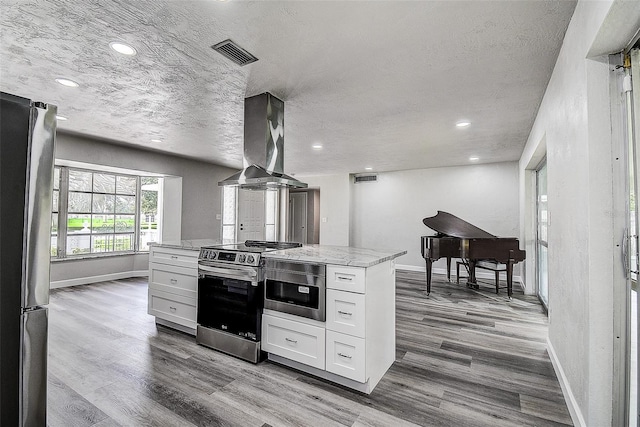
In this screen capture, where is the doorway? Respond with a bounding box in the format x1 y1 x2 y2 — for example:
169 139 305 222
536 160 549 310
288 189 320 245
289 192 307 244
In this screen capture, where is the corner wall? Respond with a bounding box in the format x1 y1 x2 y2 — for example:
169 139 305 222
517 1 619 424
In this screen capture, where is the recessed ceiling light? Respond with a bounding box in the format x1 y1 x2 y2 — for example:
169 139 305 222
365 167 373 171
456 121 471 128
55 78 79 87
312 144 323 150
151 139 162 143
109 41 137 56
56 115 68 121
469 156 479 161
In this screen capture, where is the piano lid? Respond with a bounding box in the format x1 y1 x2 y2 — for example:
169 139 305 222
422 211 496 239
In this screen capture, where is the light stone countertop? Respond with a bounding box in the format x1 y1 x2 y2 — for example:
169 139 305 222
150 239 223 251
262 245 407 268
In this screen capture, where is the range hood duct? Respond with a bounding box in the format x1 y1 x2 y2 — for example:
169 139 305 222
219 92 307 189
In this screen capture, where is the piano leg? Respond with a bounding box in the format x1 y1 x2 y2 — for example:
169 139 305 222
506 260 514 300
446 257 452 282
466 260 479 290
425 258 432 296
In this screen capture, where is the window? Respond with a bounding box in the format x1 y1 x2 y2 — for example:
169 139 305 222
140 177 160 251
51 165 162 258
265 189 278 241
222 186 237 241
51 167 60 256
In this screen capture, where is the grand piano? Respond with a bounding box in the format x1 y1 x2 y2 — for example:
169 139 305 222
421 211 525 298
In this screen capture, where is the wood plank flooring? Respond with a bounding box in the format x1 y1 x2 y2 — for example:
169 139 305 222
47 270 572 426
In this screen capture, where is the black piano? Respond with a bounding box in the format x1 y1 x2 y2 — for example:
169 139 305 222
420 211 525 298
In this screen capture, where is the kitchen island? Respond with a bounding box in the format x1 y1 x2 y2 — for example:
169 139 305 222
261 245 406 394
148 241 406 394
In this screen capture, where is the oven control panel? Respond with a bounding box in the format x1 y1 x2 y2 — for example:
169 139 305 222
199 248 260 266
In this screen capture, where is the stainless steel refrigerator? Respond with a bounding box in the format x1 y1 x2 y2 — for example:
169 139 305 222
0 92 56 425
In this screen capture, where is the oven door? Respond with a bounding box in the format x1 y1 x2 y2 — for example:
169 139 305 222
197 264 262 341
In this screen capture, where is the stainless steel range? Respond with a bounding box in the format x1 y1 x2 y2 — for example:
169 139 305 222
196 240 302 363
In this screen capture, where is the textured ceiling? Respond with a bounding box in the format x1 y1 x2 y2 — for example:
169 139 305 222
0 0 576 176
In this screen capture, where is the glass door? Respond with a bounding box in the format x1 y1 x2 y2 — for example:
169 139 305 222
628 48 640 427
536 160 549 310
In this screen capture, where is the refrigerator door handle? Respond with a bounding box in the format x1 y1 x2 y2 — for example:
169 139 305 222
22 103 56 308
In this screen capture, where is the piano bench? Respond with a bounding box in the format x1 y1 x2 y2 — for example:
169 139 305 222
456 260 507 294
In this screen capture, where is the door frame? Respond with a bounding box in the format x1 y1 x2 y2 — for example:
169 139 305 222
535 158 549 312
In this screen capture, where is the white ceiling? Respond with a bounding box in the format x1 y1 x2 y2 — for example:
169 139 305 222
0 0 576 176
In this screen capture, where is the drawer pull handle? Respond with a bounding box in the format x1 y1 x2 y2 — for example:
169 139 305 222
285 337 297 344
169 306 177 311
170 278 178 284
338 352 352 359
337 275 353 281
171 256 178 259
338 310 353 316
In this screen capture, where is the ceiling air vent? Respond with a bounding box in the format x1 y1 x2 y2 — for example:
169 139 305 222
211 39 258 66
354 174 378 183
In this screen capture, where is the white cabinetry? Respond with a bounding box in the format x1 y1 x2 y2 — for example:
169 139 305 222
263 260 396 394
148 246 199 335
261 314 325 369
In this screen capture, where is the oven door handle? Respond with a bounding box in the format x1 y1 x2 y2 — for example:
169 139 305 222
198 264 258 281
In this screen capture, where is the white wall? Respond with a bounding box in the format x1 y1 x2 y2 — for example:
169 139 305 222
350 163 520 274
52 132 236 285
518 1 624 425
299 174 351 246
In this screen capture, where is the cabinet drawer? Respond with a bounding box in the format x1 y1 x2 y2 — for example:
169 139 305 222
326 265 366 294
261 313 325 370
148 289 196 329
326 289 365 338
150 246 198 268
149 263 197 297
326 330 366 383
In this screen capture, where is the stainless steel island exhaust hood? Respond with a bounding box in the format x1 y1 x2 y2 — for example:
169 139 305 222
219 92 307 189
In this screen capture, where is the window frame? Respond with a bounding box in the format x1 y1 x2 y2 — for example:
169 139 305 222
52 165 161 259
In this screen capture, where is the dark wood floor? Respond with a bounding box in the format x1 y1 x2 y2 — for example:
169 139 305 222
47 270 572 427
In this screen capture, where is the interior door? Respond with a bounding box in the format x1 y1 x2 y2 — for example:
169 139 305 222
289 192 307 244
237 189 265 241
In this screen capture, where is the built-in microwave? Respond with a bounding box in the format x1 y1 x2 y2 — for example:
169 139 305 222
264 260 326 321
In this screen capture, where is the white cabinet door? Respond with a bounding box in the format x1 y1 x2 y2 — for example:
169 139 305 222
148 289 197 329
262 313 325 369
326 330 366 383
150 246 198 268
326 265 366 294
326 289 366 338
149 263 197 297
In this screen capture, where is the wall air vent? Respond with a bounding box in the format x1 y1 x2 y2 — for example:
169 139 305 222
354 174 378 183
211 39 258 66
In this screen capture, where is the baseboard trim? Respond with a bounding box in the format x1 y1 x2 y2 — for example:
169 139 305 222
50 270 149 289
547 337 586 427
395 263 523 285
